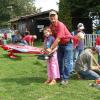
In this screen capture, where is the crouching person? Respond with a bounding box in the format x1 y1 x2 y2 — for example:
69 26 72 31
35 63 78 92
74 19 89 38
75 48 100 80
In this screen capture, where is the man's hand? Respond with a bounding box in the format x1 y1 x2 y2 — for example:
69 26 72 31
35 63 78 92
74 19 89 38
91 66 100 71
98 65 100 69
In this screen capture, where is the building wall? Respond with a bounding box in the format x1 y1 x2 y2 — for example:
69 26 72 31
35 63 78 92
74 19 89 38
34 19 50 40
11 11 93 40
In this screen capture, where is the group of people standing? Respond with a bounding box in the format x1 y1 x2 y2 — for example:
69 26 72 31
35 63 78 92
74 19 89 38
42 10 100 86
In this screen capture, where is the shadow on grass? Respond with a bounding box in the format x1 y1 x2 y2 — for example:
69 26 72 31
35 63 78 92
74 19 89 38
0 76 45 85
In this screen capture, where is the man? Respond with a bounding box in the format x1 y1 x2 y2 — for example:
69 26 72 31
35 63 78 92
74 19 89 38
75 48 100 80
47 10 73 85
72 23 85 61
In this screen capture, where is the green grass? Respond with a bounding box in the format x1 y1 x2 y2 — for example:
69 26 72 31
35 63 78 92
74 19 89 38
0 47 100 100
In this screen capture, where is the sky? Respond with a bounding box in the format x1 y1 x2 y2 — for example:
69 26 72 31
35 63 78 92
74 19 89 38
35 0 59 11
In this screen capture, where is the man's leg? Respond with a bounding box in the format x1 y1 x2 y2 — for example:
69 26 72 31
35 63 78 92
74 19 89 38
63 43 73 80
79 70 100 80
78 48 83 56
57 46 64 80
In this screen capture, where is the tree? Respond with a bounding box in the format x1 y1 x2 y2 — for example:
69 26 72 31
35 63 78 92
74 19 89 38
68 0 100 17
59 0 72 30
0 0 41 27
58 0 100 30
0 0 10 20
9 0 41 17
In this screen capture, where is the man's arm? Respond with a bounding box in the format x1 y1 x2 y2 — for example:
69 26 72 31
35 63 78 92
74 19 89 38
92 54 100 69
51 37 60 50
46 37 60 53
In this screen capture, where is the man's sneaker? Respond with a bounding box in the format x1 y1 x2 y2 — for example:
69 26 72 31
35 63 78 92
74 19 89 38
60 80 68 85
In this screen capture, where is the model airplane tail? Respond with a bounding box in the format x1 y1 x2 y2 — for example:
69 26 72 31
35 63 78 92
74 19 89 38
1 44 44 58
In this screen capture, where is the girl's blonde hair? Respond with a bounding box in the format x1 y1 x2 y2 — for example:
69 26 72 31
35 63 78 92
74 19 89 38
43 26 51 33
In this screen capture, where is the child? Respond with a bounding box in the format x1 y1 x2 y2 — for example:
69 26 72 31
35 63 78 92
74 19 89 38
43 26 60 85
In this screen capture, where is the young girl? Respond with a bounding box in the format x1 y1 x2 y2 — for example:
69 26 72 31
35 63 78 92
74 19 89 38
43 27 60 85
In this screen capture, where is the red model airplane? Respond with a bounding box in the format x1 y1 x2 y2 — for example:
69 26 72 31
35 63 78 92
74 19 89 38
1 44 43 58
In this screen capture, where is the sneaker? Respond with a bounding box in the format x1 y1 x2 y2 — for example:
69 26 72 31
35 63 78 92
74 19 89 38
60 80 68 85
89 83 95 87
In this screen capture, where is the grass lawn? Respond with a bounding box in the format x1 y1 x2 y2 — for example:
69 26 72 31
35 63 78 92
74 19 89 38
0 45 100 100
